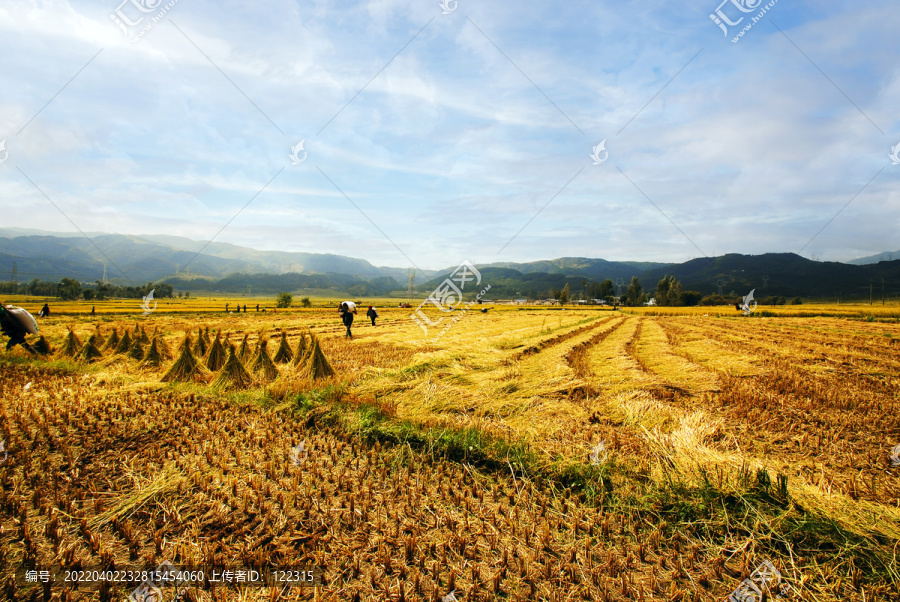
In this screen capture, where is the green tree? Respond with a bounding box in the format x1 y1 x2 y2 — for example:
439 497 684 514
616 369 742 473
656 276 671 306
625 277 642 307
300 297 312 308
679 291 702 306
276 292 293 308
82 288 95 301
559 283 570 305
58 277 82 301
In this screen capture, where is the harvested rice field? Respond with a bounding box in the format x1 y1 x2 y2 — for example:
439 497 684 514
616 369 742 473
1 302 899 601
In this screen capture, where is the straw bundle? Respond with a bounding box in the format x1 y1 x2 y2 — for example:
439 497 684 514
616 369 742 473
78 333 104 363
34 335 52 355
58 328 82 358
153 327 173 360
273 331 293 363
161 334 205 383
304 336 334 380
251 339 280 381
140 336 165 368
128 334 146 361
113 330 133 355
103 328 120 351
205 331 227 372
136 326 150 347
211 344 253 390
237 332 251 362
192 333 207 358
291 331 309 366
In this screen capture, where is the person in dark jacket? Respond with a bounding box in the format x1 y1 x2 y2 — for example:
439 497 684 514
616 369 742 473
243 304 247 313
339 301 357 339
256 304 260 312
39 303 50 317
0 304 36 354
366 305 378 326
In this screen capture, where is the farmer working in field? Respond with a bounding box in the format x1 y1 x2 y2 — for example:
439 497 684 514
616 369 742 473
0 303 37 354
366 305 378 326
339 301 357 339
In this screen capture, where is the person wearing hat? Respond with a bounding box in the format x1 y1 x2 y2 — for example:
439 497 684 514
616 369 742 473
0 303 37 354
339 301 357 339
366 305 378 326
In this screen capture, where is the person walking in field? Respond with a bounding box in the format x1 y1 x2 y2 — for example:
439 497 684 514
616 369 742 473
366 305 378 326
39 303 50 317
256 304 259 312
243 304 247 313
0 303 37 355
339 301 357 339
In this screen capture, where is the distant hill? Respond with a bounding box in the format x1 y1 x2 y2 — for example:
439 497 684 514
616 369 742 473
0 229 439 285
847 250 900 265
482 257 672 281
2 229 899 300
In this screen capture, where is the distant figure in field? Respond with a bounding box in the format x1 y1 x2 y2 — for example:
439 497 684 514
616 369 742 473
39 303 50 317
480 307 490 313
226 303 230 312
255 304 259 312
0 303 37 354
339 301 357 339
243 304 247 313
367 305 378 326
735 303 741 311
91 306 95 315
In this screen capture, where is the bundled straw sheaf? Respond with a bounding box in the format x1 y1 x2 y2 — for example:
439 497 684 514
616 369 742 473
237 332 251 362
205 331 227 372
58 328 83 358
273 331 293 363
141 336 165 368
211 344 253 390
161 334 206 383
103 328 120 351
34 335 52 355
304 332 334 380
251 339 280 381
113 330 133 355
78 333 104 363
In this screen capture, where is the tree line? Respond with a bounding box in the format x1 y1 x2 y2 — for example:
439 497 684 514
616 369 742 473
0 278 174 301
548 275 800 307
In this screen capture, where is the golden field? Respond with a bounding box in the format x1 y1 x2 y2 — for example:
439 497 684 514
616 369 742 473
1 298 899 601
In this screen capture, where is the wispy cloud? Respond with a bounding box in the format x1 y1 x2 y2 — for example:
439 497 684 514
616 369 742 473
0 0 896 270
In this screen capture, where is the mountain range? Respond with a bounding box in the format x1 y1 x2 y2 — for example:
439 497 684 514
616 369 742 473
1 228 899 300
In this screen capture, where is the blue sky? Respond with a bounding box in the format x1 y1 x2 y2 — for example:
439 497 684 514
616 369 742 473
0 0 897 272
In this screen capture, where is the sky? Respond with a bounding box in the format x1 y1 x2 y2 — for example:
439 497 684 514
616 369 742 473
0 0 898 273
